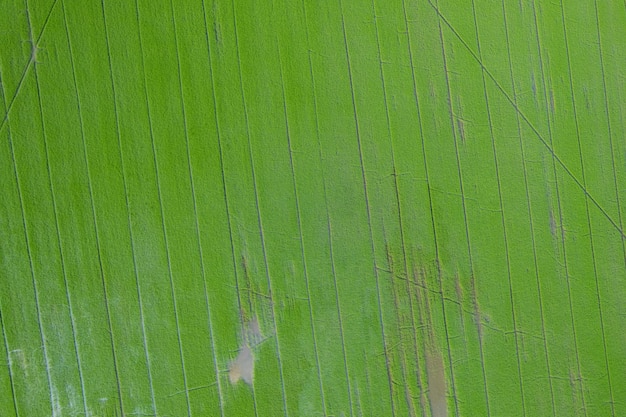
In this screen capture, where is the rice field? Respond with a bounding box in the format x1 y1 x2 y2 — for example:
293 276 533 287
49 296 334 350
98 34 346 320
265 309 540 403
1 0 625 416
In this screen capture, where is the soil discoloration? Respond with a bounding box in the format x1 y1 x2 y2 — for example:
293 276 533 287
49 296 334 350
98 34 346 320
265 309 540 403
228 315 266 386
229 344 254 386
425 350 448 417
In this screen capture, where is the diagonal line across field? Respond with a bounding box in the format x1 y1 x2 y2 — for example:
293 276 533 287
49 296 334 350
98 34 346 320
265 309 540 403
426 0 625 241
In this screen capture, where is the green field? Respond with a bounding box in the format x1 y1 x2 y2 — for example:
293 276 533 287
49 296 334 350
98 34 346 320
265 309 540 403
1 0 625 416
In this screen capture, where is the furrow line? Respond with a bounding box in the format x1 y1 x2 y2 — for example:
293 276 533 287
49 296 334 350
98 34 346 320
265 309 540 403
105 0 158 413
402 0 460 416
148 94 192 417
307 7 356 410
1 35 55 417
411 271 429 417
339 0 393 414
384 229 416 417
591 6 626 408
276 40 327 414
201 2 256 412
64 1 125 414
0 69 21 417
560 1 611 414
26 2 91 415
326 217 355 417
592 1 626 269
134 2 192 414
231 2 288 414
528 1 566 413
433 0 483 415
530 1 584 414
195 1 227 414
503 0 557 414
371 3 423 414
199 3 246 334
171 1 225 413
301 1 354 411
470 0 525 414
0 298 19 414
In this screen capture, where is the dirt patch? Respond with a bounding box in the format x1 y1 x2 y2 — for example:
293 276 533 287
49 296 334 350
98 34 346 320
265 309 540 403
425 350 448 417
228 315 266 386
229 344 254 385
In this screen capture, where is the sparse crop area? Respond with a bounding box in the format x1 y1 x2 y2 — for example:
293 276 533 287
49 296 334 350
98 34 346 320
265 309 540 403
1 0 625 416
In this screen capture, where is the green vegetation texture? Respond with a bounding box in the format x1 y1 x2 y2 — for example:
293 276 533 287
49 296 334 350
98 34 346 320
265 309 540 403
1 0 625 416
